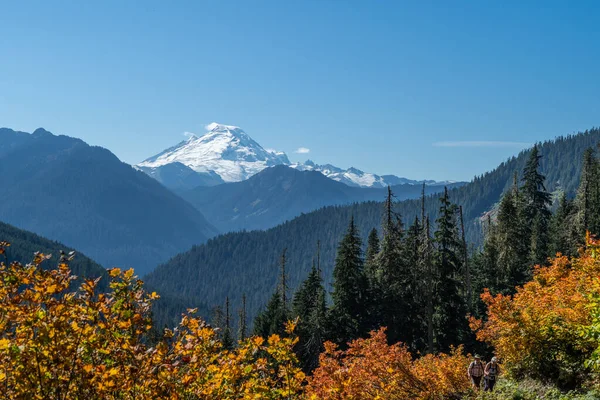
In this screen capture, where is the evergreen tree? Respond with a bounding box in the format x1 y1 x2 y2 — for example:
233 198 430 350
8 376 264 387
402 216 422 349
459 206 471 310
253 249 291 337
433 187 466 352
419 216 436 354
222 297 234 350
477 216 500 296
521 145 552 266
328 216 369 346
364 228 380 277
495 186 529 291
575 148 600 241
253 289 287 337
550 192 576 257
238 293 247 341
373 188 410 344
292 263 327 372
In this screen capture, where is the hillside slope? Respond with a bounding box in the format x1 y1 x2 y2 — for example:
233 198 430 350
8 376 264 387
143 127 600 322
181 165 462 232
0 220 108 289
0 127 218 275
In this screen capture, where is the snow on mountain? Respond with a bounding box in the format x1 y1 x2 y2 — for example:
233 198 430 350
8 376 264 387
137 123 290 183
290 160 455 188
137 123 455 189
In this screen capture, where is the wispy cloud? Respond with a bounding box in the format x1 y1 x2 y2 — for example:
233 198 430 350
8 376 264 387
432 141 532 148
294 147 311 154
183 131 197 138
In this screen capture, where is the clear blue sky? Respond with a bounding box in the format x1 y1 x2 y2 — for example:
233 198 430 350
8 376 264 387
1 1 599 181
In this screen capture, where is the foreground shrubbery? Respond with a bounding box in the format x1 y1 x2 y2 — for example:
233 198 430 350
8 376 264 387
0 243 473 399
307 328 471 399
4 238 600 398
0 247 303 399
471 235 600 391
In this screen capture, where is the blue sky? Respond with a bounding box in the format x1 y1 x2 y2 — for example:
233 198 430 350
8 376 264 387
1 1 599 181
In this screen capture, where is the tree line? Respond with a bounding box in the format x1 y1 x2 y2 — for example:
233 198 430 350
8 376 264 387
209 144 600 373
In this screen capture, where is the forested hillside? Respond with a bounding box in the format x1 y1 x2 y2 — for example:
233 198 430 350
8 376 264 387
0 220 108 290
0 128 218 275
181 165 462 232
146 127 600 324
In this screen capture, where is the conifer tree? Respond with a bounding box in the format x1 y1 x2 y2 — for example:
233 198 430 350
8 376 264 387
419 216 436 354
253 249 291 337
222 297 234 350
292 263 327 372
433 187 466 352
364 228 380 276
550 192 576 257
521 145 552 266
253 289 287 337
238 293 247 341
328 216 369 346
575 148 600 241
495 186 529 291
373 188 410 343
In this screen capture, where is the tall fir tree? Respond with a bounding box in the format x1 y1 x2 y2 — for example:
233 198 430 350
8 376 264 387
419 216 436 354
328 216 369 346
550 191 576 257
292 262 327 372
238 293 247 341
364 227 380 278
373 187 411 344
433 187 466 352
521 145 552 266
222 297 234 350
575 147 600 241
495 184 529 291
253 289 287 337
253 248 291 337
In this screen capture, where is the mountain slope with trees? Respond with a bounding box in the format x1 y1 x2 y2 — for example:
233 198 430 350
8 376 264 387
0 219 108 289
146 127 600 325
0 127 218 275
180 165 462 232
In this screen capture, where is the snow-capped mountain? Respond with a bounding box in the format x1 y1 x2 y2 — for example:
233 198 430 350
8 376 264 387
137 123 455 190
137 123 290 185
290 160 454 188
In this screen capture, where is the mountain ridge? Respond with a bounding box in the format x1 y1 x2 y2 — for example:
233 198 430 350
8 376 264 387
0 127 218 275
181 165 464 232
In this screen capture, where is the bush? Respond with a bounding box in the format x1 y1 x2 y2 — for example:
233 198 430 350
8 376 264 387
0 244 304 399
471 236 600 390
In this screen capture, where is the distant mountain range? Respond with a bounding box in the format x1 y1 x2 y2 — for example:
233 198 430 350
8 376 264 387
181 165 464 232
290 160 456 188
136 123 457 191
0 127 217 275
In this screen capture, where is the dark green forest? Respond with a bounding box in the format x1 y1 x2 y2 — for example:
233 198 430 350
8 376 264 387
244 141 600 383
146 127 600 328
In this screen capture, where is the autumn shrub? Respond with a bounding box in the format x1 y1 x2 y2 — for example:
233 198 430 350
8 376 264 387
306 328 472 400
0 243 304 399
471 235 600 389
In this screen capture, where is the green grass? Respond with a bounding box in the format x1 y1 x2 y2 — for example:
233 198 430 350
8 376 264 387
474 378 600 400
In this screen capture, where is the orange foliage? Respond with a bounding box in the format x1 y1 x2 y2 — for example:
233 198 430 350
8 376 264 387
470 236 600 381
0 246 304 399
306 328 471 400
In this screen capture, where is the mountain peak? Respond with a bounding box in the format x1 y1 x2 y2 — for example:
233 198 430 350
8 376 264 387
32 127 53 137
138 123 290 182
205 122 242 132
